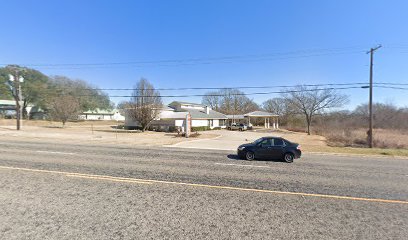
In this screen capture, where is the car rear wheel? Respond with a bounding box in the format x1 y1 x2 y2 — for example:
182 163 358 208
284 153 294 163
246 151 255 161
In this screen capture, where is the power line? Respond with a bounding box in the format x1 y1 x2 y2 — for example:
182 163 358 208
374 82 408 86
23 82 408 94
375 86 408 90
63 85 408 98
49 82 369 91
65 86 367 98
0 47 366 69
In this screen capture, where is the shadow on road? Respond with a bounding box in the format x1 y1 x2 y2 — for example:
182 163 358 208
227 154 284 163
227 154 242 160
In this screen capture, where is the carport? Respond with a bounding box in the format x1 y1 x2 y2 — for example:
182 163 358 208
225 115 245 125
244 111 279 129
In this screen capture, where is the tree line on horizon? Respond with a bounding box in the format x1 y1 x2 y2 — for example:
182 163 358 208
0 65 113 125
2 66 407 139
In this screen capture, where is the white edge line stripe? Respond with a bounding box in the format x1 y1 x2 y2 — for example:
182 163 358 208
215 163 271 168
36 150 75 155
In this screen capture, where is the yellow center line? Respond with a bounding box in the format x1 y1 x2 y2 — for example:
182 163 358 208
65 174 152 184
0 165 407 205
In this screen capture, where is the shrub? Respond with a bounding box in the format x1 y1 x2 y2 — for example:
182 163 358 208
285 127 307 133
168 126 177 132
191 126 221 131
191 126 210 131
124 126 142 130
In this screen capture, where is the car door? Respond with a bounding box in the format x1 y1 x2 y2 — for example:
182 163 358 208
268 138 285 159
255 138 273 159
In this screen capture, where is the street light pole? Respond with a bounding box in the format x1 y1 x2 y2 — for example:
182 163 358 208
367 45 382 148
8 67 24 130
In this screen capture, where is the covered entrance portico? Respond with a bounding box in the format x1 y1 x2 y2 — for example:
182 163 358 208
244 111 279 129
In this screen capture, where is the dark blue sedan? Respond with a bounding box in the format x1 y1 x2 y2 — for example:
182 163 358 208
237 137 301 163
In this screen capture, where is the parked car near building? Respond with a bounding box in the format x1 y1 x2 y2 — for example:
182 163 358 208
237 137 301 163
227 123 248 131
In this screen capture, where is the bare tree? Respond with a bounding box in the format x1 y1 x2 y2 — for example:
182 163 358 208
262 97 294 126
48 95 81 126
282 85 348 135
354 102 408 130
262 97 288 116
202 89 259 114
126 78 162 131
201 91 221 111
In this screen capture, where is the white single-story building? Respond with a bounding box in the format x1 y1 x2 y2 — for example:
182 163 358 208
124 101 228 131
79 109 125 121
0 99 35 118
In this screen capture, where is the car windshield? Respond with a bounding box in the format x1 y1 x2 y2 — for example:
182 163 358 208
253 138 264 144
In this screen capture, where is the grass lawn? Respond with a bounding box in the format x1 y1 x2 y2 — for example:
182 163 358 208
303 145 408 157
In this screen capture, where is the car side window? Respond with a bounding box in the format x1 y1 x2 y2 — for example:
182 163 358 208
260 139 272 147
272 138 284 146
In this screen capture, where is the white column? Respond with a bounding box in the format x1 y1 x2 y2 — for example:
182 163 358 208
264 118 267 128
276 117 279 129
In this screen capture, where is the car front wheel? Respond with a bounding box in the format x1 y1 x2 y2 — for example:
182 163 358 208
246 151 255 161
284 153 294 163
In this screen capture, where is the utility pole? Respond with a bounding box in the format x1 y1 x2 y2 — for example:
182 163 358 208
7 66 24 130
367 45 382 148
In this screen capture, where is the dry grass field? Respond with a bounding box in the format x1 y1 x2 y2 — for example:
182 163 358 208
321 128 408 149
1 119 407 157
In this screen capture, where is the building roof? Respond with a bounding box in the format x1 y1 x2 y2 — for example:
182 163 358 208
0 100 30 110
161 105 174 111
82 109 116 115
0 100 16 105
168 101 205 107
186 108 228 119
226 115 245 119
244 111 279 117
157 111 188 119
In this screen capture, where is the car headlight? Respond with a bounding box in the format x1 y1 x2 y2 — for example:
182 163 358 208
238 146 245 151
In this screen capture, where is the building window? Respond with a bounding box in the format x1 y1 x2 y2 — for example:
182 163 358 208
209 119 213 127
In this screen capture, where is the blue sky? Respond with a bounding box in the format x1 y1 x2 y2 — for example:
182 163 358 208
1 0 407 109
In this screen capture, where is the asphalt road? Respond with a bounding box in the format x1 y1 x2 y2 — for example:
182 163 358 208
0 140 407 239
